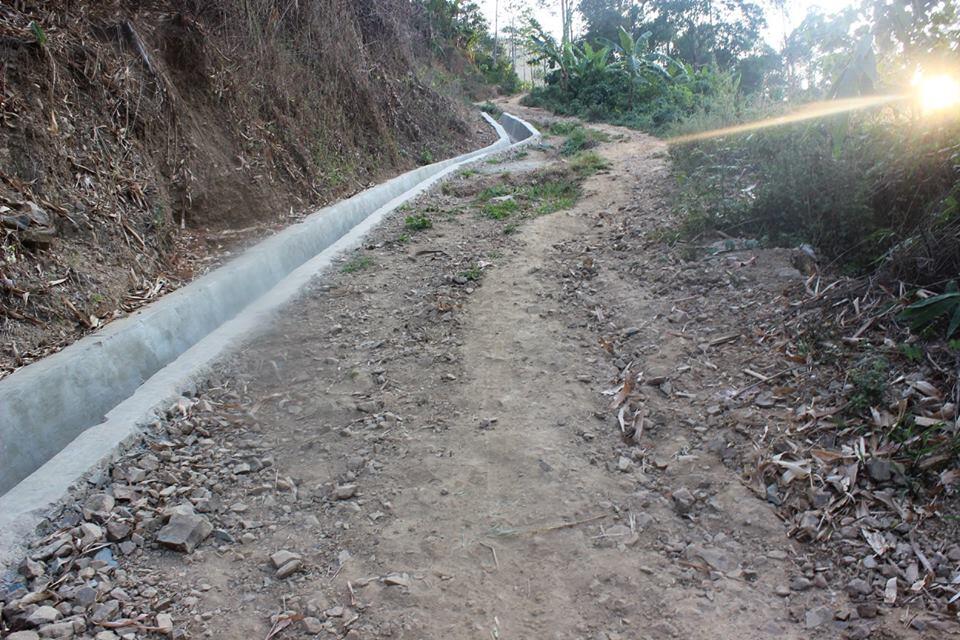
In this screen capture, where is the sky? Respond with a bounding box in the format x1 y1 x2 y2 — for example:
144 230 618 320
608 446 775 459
476 0 858 47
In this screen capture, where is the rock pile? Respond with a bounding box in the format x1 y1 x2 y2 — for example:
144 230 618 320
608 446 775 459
0 394 279 638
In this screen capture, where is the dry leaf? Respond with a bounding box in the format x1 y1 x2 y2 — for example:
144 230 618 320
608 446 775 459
862 528 892 556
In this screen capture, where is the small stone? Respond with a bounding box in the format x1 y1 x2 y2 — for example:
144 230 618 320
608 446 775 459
813 573 828 589
8 632 40 640
672 487 695 514
156 513 213 553
95 633 119 640
271 550 302 569
106 522 132 542
790 576 812 592
382 573 410 587
276 559 303 579
37 621 74 638
805 605 833 629
93 547 117 567
866 458 892 482
755 392 775 408
19 558 45 579
79 522 104 542
774 584 791 597
333 484 357 500
72 586 97 607
846 578 872 596
617 456 633 472
325 606 345 618
765 484 781 506
856 603 878 619
156 613 174 635
27 606 61 626
82 494 115 522
91 600 120 623
303 616 324 634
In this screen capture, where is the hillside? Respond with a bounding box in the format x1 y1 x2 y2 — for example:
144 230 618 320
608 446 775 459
0 0 493 377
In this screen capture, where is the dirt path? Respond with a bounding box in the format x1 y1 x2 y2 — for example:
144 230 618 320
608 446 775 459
1 104 935 639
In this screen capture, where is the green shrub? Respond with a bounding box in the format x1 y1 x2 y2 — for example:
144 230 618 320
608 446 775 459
669 109 960 282
482 198 519 219
404 214 433 231
479 101 503 117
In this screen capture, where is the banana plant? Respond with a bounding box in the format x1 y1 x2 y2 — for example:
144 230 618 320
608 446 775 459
608 26 686 84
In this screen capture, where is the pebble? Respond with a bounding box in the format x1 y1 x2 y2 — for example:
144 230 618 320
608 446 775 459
866 458 892 482
271 550 301 569
26 605 61 626
276 559 303 579
82 494 115 522
845 578 872 596
333 484 358 500
156 512 213 553
302 617 325 633
789 576 812 592
804 605 833 629
672 487 695 514
156 613 174 635
37 621 75 638
383 573 411 587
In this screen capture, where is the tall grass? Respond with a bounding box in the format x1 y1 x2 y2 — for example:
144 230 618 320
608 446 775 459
669 99 960 284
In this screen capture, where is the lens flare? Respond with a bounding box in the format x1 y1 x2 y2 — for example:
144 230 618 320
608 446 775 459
668 95 900 144
914 73 960 114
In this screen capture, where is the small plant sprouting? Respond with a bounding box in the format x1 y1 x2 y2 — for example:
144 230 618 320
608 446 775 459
419 149 435 165
460 265 482 281
847 357 889 415
341 255 374 274
29 21 47 48
404 214 433 231
899 343 923 363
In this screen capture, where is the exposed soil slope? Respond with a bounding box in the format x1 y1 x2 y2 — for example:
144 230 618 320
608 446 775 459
0 0 492 378
2 104 951 639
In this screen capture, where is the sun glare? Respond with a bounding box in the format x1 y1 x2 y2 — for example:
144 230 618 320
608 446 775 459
915 72 960 114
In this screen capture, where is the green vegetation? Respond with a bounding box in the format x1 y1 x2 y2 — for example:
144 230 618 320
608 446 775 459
341 255 374 274
558 124 611 156
473 166 592 221
460 265 483 281
415 1 521 95
900 283 960 338
482 198 519 220
570 151 610 176
526 181 581 215
404 214 434 231
513 0 959 293
847 356 889 415
479 101 502 117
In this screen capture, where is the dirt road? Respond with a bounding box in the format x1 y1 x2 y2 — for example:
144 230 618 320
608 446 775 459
1 102 935 639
